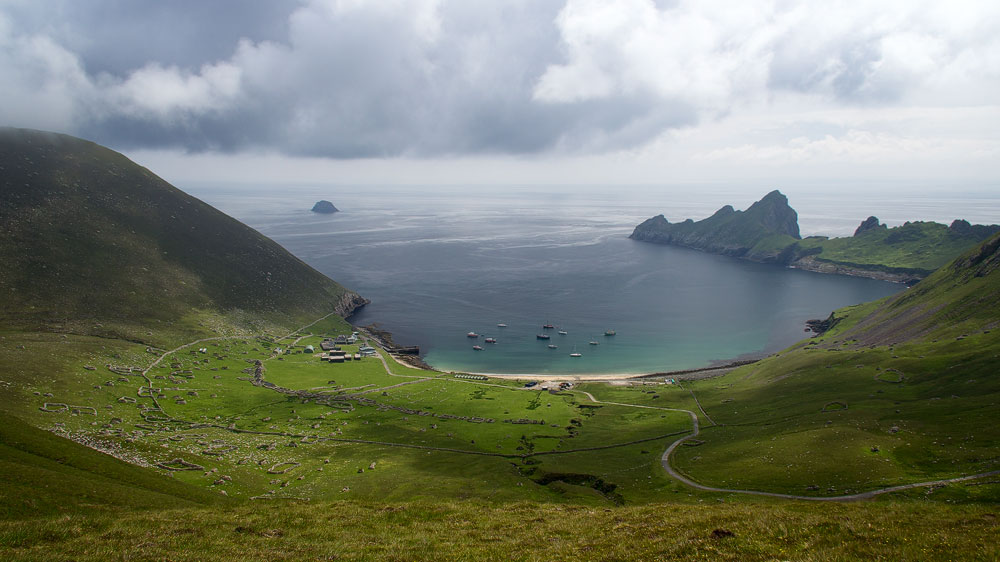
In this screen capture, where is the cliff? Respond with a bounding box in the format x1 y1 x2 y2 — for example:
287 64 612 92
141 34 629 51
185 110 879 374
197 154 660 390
630 190 803 263
631 191 999 283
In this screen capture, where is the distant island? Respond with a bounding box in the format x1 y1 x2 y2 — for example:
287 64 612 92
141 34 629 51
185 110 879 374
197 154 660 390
311 200 339 214
630 190 1000 284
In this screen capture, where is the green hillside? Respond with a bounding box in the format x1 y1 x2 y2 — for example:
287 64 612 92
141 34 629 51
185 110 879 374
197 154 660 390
0 410 230 518
0 130 998 559
631 191 999 283
668 233 1000 498
0 127 366 345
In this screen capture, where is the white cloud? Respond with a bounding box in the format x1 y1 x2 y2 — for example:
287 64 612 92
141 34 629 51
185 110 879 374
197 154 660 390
106 61 243 120
0 0 998 185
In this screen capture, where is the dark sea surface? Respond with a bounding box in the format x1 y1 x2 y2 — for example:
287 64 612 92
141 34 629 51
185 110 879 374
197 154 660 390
185 184 999 375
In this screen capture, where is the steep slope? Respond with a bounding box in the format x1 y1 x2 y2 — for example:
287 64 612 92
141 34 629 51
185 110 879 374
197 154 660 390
629 190 800 260
669 233 1000 496
827 231 1000 346
631 191 998 282
0 411 230 517
0 128 366 337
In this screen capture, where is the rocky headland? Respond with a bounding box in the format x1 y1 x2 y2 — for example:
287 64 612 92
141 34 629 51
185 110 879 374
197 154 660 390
630 190 999 284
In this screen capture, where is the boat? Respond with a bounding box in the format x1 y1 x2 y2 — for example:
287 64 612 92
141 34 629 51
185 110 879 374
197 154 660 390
558 330 568 335
484 337 497 344
589 340 599 345
547 344 557 349
542 324 554 330
570 345 581 358
536 334 551 340
604 329 616 336
467 332 479 338
472 345 483 351
497 323 507 328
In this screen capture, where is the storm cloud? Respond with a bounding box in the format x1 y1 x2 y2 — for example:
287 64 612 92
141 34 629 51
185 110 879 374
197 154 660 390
1 0 998 159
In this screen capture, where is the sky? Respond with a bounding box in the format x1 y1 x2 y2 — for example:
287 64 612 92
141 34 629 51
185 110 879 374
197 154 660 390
1 0 999 189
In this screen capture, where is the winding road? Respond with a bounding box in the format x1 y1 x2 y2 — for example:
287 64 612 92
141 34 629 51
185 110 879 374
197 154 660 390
575 390 1000 501
136 314 1000 502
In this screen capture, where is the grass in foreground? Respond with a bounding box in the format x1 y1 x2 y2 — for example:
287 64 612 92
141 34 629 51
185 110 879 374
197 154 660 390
1 498 997 561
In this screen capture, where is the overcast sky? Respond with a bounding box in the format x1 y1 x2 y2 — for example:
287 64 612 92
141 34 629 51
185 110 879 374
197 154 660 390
2 0 998 188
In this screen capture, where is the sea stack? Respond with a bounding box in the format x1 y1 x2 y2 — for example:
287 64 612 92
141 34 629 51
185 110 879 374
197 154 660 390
311 200 339 214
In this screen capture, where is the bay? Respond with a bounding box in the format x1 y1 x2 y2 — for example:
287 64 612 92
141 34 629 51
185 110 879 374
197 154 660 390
184 184 998 375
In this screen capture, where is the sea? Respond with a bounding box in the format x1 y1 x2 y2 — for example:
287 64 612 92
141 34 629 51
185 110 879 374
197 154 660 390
183 183 1000 375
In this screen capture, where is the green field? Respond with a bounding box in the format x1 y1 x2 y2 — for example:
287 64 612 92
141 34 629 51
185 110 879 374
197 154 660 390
2 296 999 559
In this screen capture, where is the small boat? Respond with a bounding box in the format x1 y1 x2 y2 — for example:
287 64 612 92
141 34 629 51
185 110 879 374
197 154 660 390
558 330 568 335
472 345 483 351
547 344 557 349
542 324 554 330
604 329 616 336
536 334 551 340
484 337 497 344
570 345 581 358
497 323 507 328
589 340 599 345
467 332 479 338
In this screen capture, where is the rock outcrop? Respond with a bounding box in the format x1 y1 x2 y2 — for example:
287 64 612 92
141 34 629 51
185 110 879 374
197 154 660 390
333 292 370 318
854 216 885 236
630 190 1000 284
629 190 800 262
311 200 339 214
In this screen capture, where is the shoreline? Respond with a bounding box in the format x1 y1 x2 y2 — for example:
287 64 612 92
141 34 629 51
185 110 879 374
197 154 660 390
355 320 762 381
460 357 760 382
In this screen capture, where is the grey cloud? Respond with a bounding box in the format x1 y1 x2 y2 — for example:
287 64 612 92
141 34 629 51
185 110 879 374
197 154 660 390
1 1 996 160
4 0 301 75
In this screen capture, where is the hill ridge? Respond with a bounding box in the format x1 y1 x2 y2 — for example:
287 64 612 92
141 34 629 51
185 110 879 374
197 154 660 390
630 191 999 283
0 127 367 341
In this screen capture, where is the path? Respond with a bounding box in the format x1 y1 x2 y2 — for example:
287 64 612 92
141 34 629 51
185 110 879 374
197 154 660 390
137 312 1000 502
574 389 1000 501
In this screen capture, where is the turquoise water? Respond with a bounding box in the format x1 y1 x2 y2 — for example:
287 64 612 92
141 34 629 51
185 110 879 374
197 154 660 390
186 185 998 375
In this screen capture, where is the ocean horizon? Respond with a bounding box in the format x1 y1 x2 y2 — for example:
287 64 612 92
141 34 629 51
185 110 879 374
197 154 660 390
185 184 999 375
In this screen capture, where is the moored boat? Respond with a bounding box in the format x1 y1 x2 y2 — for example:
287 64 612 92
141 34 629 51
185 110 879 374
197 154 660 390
589 340 599 345
604 329 616 336
536 334 550 340
558 330 568 335
542 324 554 330
472 345 483 351
497 323 507 328
547 344 557 349
485 337 497 344
467 332 479 338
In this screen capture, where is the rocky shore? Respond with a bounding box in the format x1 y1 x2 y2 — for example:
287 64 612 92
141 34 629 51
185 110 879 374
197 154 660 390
630 191 999 285
334 292 371 318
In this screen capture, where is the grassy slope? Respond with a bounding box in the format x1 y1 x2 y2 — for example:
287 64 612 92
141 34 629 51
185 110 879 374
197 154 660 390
0 411 230 519
0 127 359 347
671 234 1000 496
2 500 998 561
797 220 994 274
